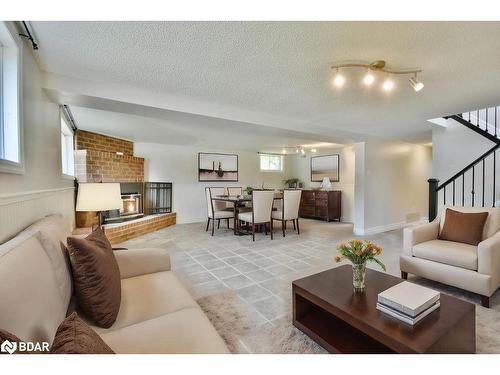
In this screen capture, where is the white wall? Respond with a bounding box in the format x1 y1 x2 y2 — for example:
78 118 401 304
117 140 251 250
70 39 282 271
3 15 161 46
432 119 499 208
135 143 287 224
0 23 75 242
354 140 432 235
285 146 355 222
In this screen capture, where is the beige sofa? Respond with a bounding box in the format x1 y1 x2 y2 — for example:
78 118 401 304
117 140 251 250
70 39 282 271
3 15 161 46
400 206 500 307
0 214 229 353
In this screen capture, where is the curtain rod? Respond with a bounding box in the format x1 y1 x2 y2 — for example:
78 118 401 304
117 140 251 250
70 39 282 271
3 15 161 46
18 21 38 50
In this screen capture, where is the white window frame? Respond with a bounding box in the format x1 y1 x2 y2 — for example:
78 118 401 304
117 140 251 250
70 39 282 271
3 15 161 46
60 111 75 179
0 21 23 174
259 153 284 172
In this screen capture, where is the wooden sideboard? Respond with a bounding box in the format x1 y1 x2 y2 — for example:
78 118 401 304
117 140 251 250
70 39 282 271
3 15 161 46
299 190 341 222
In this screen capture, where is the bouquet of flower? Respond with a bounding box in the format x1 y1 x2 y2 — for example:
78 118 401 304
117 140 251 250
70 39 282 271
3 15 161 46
334 239 386 271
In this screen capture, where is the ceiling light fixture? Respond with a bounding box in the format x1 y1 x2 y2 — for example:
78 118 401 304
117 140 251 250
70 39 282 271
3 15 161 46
311 148 317 153
363 71 375 86
409 74 424 92
331 60 423 93
332 69 345 88
282 149 287 154
382 79 394 92
300 148 306 155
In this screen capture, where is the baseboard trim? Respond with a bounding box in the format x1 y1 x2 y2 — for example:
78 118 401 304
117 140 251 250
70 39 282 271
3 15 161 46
354 218 427 236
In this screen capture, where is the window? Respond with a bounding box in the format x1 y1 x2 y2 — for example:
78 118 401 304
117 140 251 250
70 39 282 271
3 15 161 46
0 22 22 173
60 114 75 177
260 153 283 172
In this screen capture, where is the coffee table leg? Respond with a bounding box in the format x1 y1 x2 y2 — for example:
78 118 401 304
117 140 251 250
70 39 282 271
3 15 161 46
233 204 238 235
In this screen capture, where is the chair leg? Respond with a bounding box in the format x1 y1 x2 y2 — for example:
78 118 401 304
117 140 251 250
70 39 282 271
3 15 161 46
226 218 230 228
206 218 210 231
252 224 255 242
265 224 268 235
217 219 220 229
211 218 215 236
296 218 300 235
293 220 296 230
270 220 273 240
401 271 408 280
283 220 286 237
481 295 490 308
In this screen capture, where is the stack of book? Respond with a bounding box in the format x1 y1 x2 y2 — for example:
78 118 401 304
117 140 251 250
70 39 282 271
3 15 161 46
377 281 440 325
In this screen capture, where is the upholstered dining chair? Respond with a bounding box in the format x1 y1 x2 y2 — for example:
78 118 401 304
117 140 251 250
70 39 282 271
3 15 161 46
227 187 243 196
272 190 302 237
237 190 275 241
205 187 234 236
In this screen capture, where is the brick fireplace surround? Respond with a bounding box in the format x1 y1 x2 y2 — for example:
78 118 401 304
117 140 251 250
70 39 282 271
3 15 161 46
74 130 175 239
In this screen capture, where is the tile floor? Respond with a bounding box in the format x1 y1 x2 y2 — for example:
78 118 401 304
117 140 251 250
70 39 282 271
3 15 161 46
118 218 405 325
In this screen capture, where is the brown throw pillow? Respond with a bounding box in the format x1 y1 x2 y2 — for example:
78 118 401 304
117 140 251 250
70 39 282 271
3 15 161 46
51 313 114 354
439 208 489 246
0 329 23 354
66 228 121 328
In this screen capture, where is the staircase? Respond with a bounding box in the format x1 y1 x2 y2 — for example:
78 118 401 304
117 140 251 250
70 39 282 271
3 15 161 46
428 106 500 221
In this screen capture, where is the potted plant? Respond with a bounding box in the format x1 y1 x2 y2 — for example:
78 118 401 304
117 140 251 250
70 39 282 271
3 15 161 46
244 186 254 195
334 239 386 292
283 178 299 188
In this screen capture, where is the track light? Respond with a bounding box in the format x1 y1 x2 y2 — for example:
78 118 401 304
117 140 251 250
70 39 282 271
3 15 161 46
300 148 305 155
409 75 424 92
282 149 287 155
332 69 345 88
330 60 423 94
311 148 317 153
382 79 394 92
363 72 375 86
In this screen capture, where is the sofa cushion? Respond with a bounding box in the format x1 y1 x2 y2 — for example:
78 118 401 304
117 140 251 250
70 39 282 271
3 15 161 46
99 307 229 354
50 313 114 354
439 208 488 246
0 230 67 344
24 214 73 308
91 271 197 332
412 239 478 270
439 206 500 241
66 228 121 328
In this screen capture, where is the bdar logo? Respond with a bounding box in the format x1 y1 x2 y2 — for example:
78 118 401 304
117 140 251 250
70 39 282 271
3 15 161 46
1 340 17 354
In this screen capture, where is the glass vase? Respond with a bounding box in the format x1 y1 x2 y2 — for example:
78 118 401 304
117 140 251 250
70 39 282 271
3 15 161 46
352 262 366 292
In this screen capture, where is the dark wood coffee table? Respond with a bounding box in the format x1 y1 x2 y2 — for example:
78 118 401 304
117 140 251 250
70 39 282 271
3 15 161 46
292 265 475 353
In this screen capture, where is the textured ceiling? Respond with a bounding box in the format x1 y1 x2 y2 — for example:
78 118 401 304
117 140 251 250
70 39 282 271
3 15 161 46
31 21 500 144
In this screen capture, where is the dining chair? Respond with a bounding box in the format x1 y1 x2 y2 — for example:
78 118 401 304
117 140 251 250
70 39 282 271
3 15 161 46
237 190 275 241
272 189 302 237
205 187 234 236
227 187 243 196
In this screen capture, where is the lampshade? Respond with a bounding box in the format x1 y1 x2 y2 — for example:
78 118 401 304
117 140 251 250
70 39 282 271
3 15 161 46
76 183 122 211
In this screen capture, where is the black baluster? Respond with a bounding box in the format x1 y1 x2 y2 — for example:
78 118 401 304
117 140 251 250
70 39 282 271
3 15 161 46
486 108 489 134
477 110 480 128
472 165 475 207
482 158 485 207
494 150 497 207
462 174 465 206
453 180 456 205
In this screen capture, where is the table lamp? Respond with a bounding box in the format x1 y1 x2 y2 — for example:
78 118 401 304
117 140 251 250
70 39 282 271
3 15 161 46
320 177 332 190
76 183 122 228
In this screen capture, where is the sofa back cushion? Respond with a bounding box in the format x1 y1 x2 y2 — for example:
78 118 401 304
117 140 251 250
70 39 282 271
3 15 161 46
22 214 73 308
0 230 68 344
439 206 500 241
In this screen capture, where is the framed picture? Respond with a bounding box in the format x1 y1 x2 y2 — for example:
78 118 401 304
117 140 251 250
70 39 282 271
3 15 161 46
198 152 239 182
310 154 340 182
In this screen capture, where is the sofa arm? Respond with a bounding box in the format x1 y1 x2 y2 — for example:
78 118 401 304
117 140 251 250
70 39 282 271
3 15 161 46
478 231 500 278
113 248 171 279
403 221 440 256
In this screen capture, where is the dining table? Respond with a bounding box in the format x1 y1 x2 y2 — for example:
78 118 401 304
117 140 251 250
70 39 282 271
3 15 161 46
212 193 283 235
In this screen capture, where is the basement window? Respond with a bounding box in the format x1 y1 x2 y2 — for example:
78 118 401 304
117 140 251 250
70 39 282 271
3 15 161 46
260 153 283 172
60 114 75 178
0 22 22 173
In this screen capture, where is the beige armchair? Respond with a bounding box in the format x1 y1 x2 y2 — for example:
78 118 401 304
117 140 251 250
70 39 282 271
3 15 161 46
400 206 500 307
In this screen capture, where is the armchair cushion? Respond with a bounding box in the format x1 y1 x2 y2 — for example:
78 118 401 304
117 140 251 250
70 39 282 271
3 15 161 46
412 239 477 271
113 248 171 279
439 208 488 246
